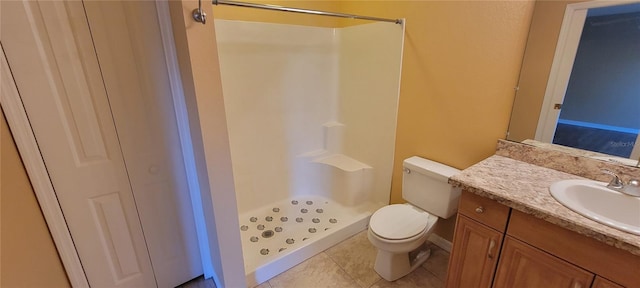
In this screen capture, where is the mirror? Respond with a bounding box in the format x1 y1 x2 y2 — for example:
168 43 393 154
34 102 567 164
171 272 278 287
507 0 640 167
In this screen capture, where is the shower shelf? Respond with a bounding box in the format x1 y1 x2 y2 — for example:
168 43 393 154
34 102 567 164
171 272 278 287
312 153 371 172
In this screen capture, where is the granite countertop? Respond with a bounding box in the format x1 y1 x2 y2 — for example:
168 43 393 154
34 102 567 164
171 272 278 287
449 155 640 256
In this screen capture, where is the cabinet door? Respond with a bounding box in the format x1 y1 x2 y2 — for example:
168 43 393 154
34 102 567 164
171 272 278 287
446 215 503 288
591 277 624 288
493 236 594 288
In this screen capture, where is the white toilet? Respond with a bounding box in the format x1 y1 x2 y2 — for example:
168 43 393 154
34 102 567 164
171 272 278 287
368 156 461 281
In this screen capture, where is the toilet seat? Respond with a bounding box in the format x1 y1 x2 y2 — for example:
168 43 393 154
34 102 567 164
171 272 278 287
369 204 431 240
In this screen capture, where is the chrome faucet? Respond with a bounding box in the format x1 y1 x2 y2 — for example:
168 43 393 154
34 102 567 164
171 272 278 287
602 170 640 197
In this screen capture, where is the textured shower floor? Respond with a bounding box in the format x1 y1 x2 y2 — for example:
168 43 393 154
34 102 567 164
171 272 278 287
239 195 375 286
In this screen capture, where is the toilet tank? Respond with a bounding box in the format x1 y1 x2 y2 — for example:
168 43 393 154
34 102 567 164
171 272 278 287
402 156 461 219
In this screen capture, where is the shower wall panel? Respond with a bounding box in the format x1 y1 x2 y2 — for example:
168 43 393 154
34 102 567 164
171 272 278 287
337 22 404 206
215 20 338 213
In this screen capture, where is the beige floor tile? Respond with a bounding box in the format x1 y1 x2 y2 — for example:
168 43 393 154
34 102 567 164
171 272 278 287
177 276 216 288
254 281 272 288
177 233 452 288
369 267 443 288
325 230 381 288
421 244 450 281
268 252 360 288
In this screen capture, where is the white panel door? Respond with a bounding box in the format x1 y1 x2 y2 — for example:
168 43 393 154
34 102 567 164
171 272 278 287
81 1 203 287
1 1 157 287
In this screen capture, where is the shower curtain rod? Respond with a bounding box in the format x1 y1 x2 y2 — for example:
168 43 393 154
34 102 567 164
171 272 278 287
192 0 402 25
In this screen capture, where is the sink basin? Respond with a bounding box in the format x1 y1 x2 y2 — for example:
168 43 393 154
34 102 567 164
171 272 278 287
550 179 640 235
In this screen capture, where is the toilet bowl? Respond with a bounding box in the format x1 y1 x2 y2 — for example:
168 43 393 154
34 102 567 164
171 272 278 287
368 204 438 281
368 157 460 281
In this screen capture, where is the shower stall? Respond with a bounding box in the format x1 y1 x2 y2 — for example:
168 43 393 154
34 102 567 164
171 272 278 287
213 16 404 286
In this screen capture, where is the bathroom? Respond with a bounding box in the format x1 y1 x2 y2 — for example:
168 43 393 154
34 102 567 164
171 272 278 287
167 0 640 286
199 2 533 285
3 0 639 287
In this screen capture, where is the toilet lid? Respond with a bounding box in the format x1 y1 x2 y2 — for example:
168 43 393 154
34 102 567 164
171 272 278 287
370 204 430 240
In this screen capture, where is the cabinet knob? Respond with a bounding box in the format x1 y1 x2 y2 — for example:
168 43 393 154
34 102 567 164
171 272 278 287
475 206 484 213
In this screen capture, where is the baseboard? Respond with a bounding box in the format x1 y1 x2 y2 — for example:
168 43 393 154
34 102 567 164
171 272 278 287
428 233 452 252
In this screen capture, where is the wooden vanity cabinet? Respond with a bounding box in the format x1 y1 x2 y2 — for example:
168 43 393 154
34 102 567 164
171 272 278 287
591 277 625 288
493 236 594 287
446 192 509 288
446 215 503 287
446 191 640 288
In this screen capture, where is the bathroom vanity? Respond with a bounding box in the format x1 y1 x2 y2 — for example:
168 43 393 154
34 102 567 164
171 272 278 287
445 141 640 288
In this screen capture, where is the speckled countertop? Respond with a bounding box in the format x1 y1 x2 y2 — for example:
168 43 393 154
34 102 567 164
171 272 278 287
449 155 640 256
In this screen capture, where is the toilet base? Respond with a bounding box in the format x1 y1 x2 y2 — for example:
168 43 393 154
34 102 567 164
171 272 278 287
374 245 432 281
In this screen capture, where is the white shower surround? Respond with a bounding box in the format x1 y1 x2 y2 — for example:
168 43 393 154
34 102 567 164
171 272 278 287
214 19 404 285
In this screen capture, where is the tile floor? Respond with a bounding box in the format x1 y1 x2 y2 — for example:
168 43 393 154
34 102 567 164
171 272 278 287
179 230 450 288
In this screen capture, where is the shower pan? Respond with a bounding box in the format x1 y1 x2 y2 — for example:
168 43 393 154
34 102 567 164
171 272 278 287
238 195 373 283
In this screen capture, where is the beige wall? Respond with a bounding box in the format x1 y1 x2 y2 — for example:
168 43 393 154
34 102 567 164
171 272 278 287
214 1 535 241
339 0 534 200
338 1 535 240
508 0 582 142
1 109 70 287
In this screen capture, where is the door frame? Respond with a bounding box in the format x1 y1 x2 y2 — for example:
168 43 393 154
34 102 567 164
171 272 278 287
154 0 214 279
534 0 590 142
1 1 211 286
535 0 640 149
1 45 90 288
